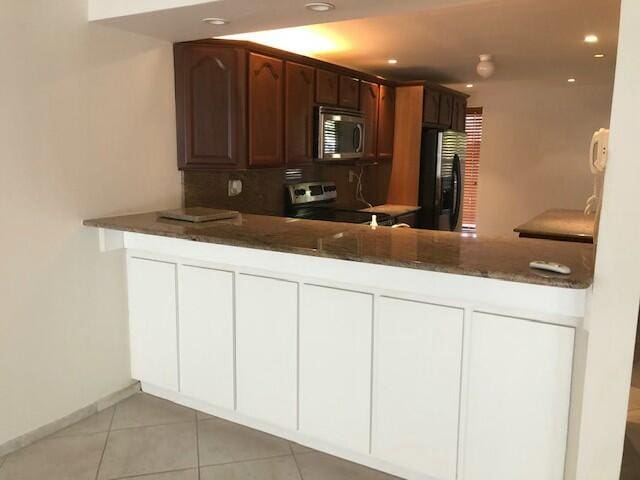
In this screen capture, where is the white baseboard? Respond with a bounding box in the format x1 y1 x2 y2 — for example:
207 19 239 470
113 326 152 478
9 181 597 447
0 381 140 457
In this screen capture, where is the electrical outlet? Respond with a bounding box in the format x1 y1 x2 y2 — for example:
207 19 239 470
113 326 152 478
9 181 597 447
228 179 242 197
348 170 356 183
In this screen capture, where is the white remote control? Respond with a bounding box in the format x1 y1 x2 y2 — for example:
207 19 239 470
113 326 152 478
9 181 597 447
529 260 572 275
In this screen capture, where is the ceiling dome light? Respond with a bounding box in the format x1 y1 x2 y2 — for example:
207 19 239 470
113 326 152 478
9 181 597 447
476 54 495 79
387 58 398 65
568 78 576 83
305 2 335 12
584 34 599 43
594 53 606 58
466 84 474 88
202 17 229 25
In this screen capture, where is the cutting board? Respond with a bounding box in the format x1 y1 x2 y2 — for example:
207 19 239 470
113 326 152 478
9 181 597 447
159 207 239 223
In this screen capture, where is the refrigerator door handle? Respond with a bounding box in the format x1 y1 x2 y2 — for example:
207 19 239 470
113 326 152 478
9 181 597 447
451 154 462 230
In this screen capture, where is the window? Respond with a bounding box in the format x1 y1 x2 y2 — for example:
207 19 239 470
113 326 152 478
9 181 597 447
462 107 483 233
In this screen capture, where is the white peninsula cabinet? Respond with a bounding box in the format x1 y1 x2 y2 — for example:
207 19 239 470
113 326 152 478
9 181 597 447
111 232 585 480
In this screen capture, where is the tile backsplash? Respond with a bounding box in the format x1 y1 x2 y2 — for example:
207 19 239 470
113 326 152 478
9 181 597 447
183 162 392 215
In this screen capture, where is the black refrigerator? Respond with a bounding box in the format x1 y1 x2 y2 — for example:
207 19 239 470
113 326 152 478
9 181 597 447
417 128 467 231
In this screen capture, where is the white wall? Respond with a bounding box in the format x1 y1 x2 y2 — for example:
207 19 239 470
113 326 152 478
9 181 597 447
571 0 640 477
467 79 614 236
0 1 181 446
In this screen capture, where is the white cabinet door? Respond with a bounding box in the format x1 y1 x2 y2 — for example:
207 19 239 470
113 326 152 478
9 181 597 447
178 265 234 410
236 274 298 430
300 285 373 454
372 297 463 480
127 257 178 391
462 312 574 480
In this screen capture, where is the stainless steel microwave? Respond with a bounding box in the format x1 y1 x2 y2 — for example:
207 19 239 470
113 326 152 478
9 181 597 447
316 107 365 161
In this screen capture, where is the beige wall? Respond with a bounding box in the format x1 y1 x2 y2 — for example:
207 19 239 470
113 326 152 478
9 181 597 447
467 79 614 236
571 0 640 477
0 1 181 446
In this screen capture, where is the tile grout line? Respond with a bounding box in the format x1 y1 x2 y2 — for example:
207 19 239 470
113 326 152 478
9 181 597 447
0 455 6 471
109 466 196 480
94 403 117 480
289 443 305 480
110 419 197 434
200 452 295 470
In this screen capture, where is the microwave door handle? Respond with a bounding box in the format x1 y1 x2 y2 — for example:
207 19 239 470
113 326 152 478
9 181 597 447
355 123 364 153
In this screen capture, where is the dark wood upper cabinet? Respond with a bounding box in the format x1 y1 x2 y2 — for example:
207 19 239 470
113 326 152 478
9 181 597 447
174 45 247 170
249 53 284 168
438 93 453 128
285 62 315 165
339 76 359 109
423 88 441 125
377 85 395 161
360 81 380 162
316 69 338 105
452 96 467 132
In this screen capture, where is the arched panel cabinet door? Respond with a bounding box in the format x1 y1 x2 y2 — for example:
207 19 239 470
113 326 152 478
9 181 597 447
285 62 315 165
377 85 396 161
360 81 380 162
249 53 284 168
174 44 247 170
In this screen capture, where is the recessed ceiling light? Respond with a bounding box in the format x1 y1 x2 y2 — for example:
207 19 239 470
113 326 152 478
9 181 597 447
466 84 474 88
568 78 576 83
202 17 229 25
594 53 606 58
584 34 599 43
387 58 398 65
305 2 335 12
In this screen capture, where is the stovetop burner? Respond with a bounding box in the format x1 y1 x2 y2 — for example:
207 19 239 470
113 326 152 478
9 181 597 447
285 181 393 226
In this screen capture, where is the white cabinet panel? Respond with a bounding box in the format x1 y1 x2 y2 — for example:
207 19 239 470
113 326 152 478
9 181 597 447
127 257 178 391
236 274 298 430
372 297 463 480
462 312 574 480
300 285 373 454
178 265 234 409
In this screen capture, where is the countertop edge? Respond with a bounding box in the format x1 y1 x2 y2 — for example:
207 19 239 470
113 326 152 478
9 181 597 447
83 218 593 290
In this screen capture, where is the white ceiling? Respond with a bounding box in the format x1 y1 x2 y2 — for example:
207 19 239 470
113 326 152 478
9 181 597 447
304 0 621 86
92 0 620 88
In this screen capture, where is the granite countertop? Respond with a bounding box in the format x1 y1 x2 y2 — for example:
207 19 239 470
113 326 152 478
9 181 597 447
514 209 595 243
359 204 421 217
84 211 594 289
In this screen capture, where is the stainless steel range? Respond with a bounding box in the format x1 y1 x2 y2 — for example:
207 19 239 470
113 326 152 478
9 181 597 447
285 181 393 226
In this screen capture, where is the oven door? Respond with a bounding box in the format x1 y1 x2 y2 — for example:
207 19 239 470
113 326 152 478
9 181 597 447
317 107 365 161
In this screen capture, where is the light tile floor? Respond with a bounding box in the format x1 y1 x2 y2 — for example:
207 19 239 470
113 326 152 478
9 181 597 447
0 393 402 480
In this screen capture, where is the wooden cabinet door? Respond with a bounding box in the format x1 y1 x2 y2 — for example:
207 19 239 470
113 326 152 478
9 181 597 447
461 312 574 480
178 265 234 410
372 297 463 480
438 93 453 128
339 75 359 109
249 53 284 167
377 85 395 161
174 45 246 170
127 258 178 391
423 88 441 125
452 96 467 132
316 69 338 105
300 285 373 454
360 81 380 161
285 62 314 165
236 274 298 430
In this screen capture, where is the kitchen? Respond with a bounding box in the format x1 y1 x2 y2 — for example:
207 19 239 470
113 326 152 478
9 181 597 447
1 1 638 480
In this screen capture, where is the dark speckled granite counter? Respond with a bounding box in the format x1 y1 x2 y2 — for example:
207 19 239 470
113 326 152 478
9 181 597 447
84 211 594 289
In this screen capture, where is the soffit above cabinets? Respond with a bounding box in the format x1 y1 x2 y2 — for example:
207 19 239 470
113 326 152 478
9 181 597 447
88 0 487 42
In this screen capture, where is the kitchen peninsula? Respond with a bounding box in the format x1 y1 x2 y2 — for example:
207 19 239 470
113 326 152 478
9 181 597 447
85 211 592 480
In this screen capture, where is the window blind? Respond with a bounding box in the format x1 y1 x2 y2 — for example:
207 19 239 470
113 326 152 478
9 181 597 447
462 107 483 232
